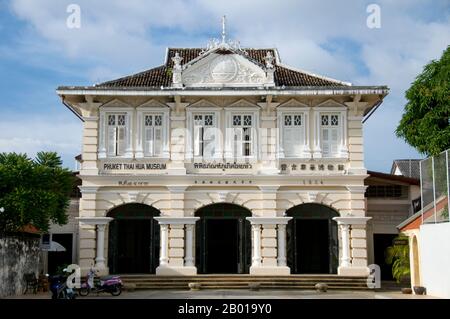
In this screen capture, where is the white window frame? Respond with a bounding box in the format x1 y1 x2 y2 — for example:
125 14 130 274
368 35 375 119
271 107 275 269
135 107 169 159
98 107 133 158
312 106 348 159
186 108 221 161
277 107 309 158
224 108 259 161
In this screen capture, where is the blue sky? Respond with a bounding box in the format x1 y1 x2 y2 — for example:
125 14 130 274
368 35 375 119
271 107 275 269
0 0 449 171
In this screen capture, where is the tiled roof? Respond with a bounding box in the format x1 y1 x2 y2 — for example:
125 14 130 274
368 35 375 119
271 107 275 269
367 170 420 185
390 159 421 179
96 48 349 88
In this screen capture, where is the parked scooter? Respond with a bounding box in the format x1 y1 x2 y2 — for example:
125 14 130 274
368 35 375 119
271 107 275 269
48 271 77 299
78 268 122 296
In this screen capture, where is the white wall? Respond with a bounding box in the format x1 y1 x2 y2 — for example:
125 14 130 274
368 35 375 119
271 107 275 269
419 222 450 298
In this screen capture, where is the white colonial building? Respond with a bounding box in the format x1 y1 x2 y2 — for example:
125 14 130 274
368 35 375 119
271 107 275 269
58 28 389 277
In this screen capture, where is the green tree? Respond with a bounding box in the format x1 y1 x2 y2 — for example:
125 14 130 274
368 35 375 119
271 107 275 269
385 235 411 283
0 152 73 233
396 46 450 156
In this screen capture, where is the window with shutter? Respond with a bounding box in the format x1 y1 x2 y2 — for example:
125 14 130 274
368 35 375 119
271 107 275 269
320 114 340 157
193 114 216 158
143 114 164 157
106 114 127 156
232 114 253 158
283 114 304 157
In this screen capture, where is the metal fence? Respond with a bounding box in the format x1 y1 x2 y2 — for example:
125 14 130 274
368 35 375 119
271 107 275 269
420 149 450 224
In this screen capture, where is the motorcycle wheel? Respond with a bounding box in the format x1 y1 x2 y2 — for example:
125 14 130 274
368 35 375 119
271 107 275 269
110 285 122 296
78 287 90 296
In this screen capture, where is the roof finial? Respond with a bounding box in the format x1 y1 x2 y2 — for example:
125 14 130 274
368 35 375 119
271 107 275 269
221 15 226 43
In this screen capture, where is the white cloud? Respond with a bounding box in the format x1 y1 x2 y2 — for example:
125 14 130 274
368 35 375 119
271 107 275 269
5 0 450 171
0 116 82 168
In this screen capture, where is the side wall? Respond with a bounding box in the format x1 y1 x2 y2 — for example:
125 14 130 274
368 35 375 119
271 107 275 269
419 222 450 298
0 235 40 297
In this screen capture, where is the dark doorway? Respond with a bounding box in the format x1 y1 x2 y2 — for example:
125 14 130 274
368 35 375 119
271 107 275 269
195 203 251 274
286 203 338 274
295 219 330 273
205 219 238 273
48 233 73 275
374 233 397 281
108 204 160 274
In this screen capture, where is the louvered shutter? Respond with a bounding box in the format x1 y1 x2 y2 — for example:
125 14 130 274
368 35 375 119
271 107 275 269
145 127 154 155
293 126 303 156
194 124 202 156
284 127 294 156
234 127 243 158
330 128 339 155
117 126 126 156
154 127 162 156
107 126 116 156
204 127 215 159
322 127 330 156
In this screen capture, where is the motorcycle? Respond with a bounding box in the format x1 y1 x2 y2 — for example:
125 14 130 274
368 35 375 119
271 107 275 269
48 272 77 300
78 268 122 296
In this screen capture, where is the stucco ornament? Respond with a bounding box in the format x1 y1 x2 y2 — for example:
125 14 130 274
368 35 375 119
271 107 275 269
210 55 238 82
172 52 183 70
264 51 275 69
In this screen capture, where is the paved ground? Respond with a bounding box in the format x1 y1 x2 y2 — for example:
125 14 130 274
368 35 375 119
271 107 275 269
6 289 437 299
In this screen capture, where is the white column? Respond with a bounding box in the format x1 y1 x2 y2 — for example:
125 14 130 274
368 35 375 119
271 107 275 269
252 224 262 267
277 224 287 267
77 217 111 275
184 224 194 267
160 224 169 266
95 224 106 268
340 224 351 267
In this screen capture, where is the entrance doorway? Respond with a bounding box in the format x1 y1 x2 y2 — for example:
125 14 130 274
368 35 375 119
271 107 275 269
373 233 397 280
286 203 338 274
107 204 160 274
47 233 73 275
195 203 251 274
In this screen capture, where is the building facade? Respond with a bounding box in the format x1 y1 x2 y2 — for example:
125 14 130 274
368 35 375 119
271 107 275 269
39 174 81 275
365 171 419 280
58 35 389 277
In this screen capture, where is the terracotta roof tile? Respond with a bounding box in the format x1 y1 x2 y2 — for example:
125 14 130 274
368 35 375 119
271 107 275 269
96 48 348 88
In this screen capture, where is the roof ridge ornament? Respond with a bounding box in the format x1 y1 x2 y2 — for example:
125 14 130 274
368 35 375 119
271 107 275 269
172 52 183 70
201 15 247 55
264 51 275 69
221 15 226 44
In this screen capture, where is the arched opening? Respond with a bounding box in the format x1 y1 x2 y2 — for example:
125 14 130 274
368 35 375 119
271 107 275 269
412 236 420 286
286 203 339 274
107 203 160 274
195 203 252 274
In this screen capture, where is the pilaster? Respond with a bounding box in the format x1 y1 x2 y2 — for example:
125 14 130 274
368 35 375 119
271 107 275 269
77 217 113 276
247 217 292 275
333 216 371 276
155 217 199 276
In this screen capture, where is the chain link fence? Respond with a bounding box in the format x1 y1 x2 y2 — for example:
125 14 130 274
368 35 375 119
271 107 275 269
420 149 449 223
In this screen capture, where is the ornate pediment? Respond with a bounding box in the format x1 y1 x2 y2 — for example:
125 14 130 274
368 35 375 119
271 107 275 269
278 99 309 109
180 52 273 88
100 98 132 108
315 99 346 108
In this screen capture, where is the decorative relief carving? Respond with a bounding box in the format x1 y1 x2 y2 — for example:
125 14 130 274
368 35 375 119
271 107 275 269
182 54 266 87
